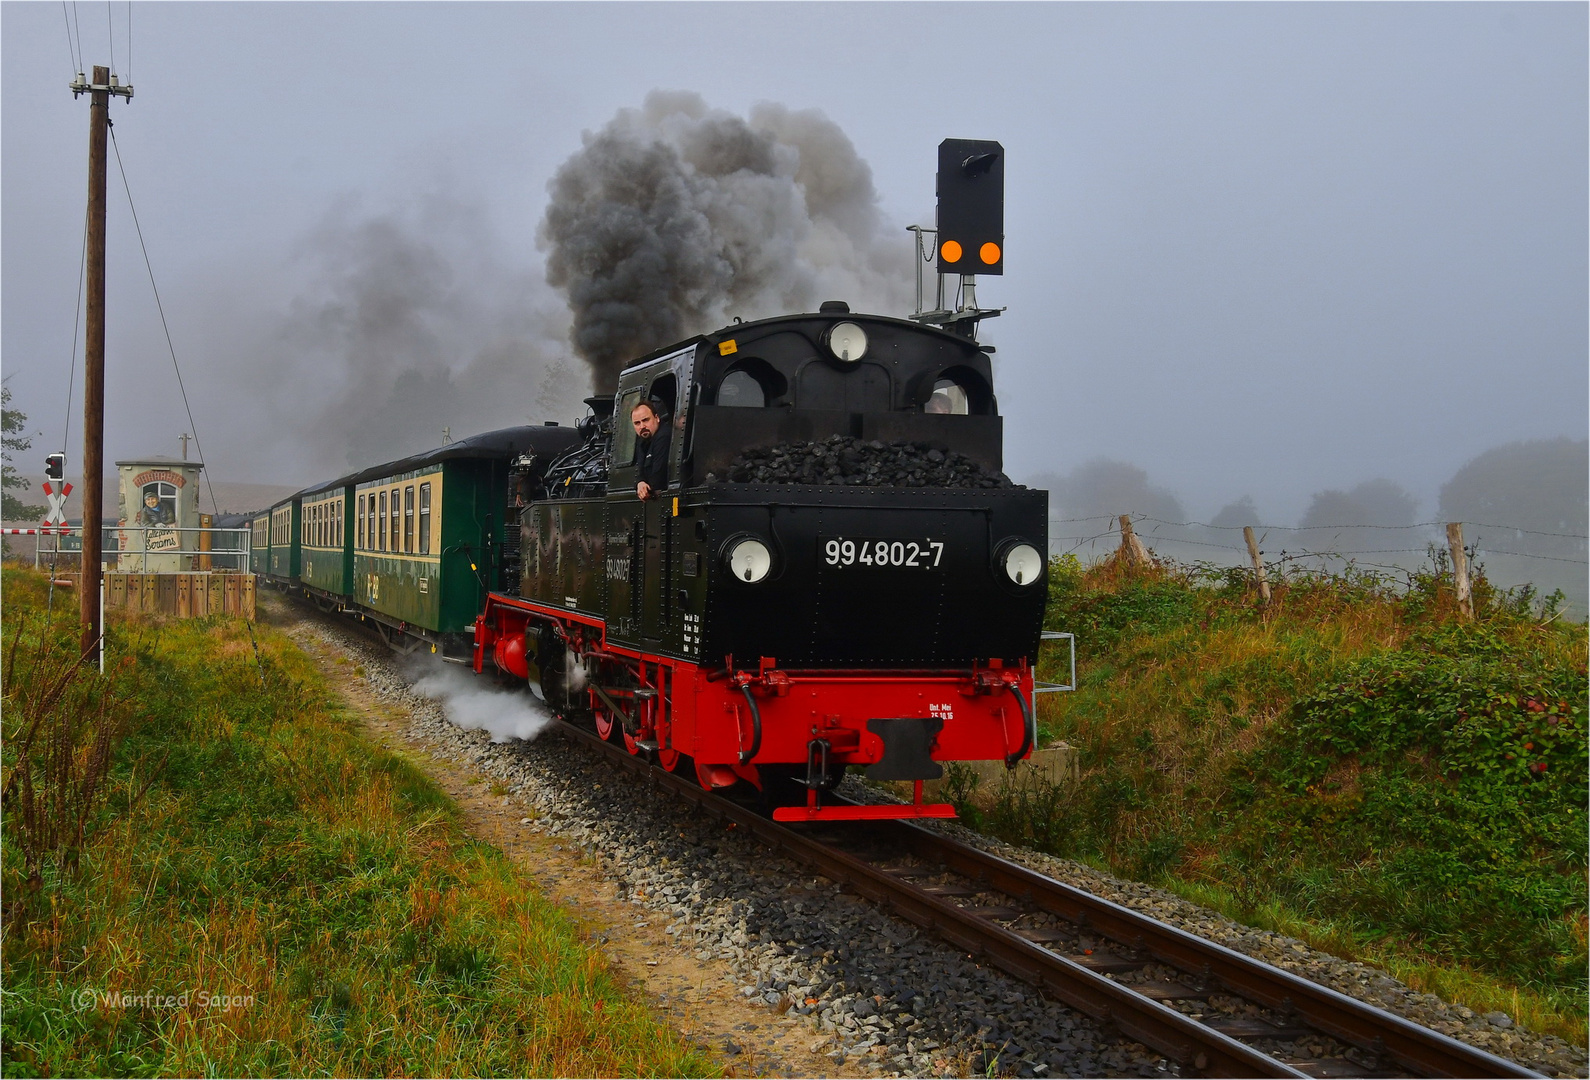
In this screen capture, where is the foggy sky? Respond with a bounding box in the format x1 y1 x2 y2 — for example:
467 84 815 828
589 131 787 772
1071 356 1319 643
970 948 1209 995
2 2 1584 530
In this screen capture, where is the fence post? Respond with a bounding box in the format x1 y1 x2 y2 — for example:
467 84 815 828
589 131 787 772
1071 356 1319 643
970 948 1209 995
1243 526 1272 605
1446 522 1473 619
1117 514 1153 566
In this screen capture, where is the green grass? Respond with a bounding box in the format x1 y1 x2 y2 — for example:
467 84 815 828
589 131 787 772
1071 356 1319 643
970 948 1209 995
964 552 1588 1043
2 565 716 1077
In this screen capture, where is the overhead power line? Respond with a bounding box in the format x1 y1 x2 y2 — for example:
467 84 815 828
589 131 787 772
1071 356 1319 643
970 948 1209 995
108 124 219 516
60 2 79 74
62 204 89 451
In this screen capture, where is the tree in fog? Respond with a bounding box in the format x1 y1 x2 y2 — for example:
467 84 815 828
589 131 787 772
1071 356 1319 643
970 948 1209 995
1045 459 1187 524
1439 437 1588 536
2 385 44 522
1299 479 1418 529
1209 496 1261 530
1438 438 1588 615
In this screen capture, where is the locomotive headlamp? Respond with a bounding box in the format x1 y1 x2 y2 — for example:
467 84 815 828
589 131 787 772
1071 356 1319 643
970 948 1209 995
826 322 868 363
1001 542 1043 586
724 536 773 583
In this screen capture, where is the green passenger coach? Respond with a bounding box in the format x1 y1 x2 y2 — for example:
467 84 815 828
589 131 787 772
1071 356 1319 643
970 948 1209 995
249 510 270 576
348 427 578 649
250 426 580 653
268 498 300 582
300 483 354 599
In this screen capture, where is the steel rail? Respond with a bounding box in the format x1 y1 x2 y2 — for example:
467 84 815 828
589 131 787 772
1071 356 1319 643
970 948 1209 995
864 814 1541 1080
550 721 1303 1077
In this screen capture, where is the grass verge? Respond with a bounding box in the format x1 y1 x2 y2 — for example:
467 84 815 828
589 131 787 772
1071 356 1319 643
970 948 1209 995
2 565 716 1077
955 552 1587 1045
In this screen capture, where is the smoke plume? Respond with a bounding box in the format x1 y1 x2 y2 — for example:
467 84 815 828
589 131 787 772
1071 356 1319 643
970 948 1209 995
188 191 589 482
409 658 554 744
540 91 912 392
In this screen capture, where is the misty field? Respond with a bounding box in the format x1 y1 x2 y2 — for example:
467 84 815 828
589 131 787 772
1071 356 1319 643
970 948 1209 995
0 566 715 1078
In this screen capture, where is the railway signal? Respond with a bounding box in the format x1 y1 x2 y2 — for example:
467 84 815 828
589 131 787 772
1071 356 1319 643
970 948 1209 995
935 138 1004 276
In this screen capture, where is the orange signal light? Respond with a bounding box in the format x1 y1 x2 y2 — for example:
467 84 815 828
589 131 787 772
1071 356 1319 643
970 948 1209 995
940 239 963 263
980 242 1001 265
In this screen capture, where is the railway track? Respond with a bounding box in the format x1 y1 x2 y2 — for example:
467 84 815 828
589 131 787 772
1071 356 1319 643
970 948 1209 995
554 717 1541 1080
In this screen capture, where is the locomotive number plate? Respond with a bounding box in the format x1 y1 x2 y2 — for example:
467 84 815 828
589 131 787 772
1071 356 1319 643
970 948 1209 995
821 536 945 570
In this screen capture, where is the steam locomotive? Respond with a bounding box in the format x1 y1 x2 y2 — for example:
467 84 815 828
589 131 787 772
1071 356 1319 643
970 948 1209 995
472 296 1048 821
257 139 1050 822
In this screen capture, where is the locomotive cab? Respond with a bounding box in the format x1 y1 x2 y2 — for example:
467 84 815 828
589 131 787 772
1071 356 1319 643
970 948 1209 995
605 301 1006 491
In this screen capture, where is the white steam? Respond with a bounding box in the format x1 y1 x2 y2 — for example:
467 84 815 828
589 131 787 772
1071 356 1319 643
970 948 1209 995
540 91 912 392
408 659 554 744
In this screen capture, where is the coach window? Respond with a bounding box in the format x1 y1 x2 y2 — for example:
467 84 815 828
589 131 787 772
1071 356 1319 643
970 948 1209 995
404 486 415 553
378 491 387 552
390 489 400 553
356 495 364 549
419 483 432 554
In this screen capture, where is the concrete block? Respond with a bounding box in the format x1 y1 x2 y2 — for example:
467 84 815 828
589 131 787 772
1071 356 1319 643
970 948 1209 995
921 741 1079 806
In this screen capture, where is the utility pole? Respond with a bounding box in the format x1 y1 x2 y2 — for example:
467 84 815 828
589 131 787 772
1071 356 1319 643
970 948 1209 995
71 65 133 663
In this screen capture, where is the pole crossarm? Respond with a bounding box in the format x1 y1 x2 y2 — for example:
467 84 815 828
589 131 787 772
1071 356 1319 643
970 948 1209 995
69 72 133 100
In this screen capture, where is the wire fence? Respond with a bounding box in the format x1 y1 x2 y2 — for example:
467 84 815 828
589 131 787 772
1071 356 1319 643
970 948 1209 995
1049 511 1589 617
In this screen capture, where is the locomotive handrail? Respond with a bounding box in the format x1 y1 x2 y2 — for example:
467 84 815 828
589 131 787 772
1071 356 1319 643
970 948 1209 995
1034 630 1076 693
1005 681 1035 768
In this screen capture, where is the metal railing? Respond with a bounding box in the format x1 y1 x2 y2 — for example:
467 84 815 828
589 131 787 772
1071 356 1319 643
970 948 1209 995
31 526 252 573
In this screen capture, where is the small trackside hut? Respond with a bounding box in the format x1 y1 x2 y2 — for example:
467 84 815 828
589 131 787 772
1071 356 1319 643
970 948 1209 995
475 139 1054 823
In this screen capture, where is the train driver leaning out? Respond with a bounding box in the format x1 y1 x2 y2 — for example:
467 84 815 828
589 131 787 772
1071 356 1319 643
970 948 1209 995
632 399 671 501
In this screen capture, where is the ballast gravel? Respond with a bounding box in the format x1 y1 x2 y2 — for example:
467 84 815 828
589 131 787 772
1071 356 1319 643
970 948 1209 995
288 607 1584 1079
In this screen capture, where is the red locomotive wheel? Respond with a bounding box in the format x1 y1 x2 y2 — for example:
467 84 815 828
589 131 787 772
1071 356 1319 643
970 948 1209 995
657 747 687 773
592 697 624 744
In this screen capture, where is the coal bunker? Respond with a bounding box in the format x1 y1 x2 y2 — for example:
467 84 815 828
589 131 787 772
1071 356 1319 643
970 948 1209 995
706 434 1016 489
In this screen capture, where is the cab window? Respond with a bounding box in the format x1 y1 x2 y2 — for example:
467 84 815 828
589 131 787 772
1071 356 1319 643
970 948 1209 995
612 389 643 468
718 370 765 407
